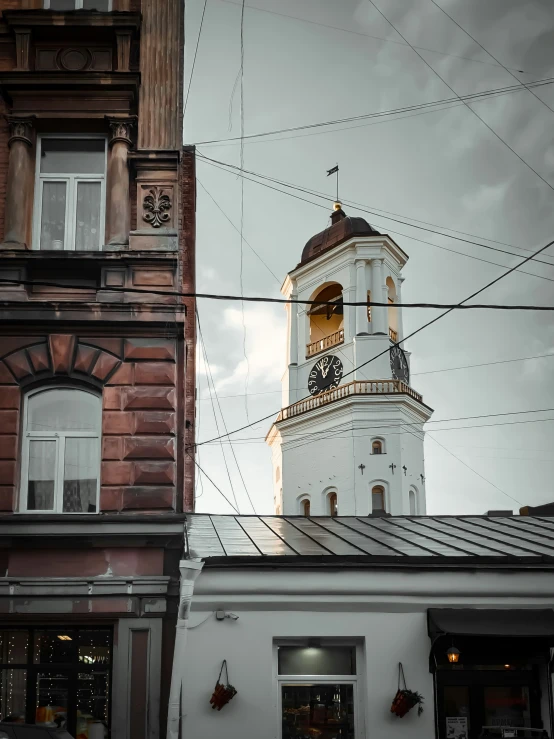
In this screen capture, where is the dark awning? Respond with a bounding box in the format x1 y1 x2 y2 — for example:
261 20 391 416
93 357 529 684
428 608 554 642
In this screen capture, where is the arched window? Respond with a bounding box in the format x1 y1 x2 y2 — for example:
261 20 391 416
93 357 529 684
387 276 398 342
302 499 311 517
371 485 385 513
20 387 101 513
329 492 338 517
372 440 383 455
307 283 344 357
409 488 417 515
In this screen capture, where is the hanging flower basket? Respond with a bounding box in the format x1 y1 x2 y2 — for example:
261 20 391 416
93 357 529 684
210 660 237 711
390 663 424 718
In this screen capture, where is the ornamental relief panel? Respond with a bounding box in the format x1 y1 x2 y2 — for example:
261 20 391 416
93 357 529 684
141 186 173 229
35 46 113 72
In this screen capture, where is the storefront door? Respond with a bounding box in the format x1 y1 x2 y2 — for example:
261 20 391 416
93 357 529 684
437 670 542 739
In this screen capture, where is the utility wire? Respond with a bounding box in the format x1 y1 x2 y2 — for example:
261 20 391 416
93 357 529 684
197 309 257 513
195 235 554 448
4 277 554 310
198 152 554 267
428 0 554 115
197 179 280 282
193 75 554 145
216 0 529 74
186 451 240 513
197 310 241 512
366 0 554 192
197 155 554 280
184 0 209 115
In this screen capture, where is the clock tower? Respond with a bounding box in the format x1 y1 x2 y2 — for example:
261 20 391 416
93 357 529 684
266 205 433 516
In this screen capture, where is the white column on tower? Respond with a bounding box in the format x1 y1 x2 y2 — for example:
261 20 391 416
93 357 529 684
289 291 298 365
370 258 386 334
355 259 368 335
396 276 404 342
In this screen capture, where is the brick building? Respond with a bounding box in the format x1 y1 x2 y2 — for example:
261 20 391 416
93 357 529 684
0 1 195 738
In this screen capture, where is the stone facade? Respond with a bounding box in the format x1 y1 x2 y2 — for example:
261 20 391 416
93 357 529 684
0 1 193 737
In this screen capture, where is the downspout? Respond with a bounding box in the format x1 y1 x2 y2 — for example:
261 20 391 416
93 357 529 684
167 558 204 739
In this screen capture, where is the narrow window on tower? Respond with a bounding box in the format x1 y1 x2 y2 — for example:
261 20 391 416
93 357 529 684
329 492 338 517
302 499 311 517
371 485 385 513
372 440 382 455
409 488 418 515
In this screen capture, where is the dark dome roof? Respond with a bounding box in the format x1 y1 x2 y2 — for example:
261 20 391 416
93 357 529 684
300 209 381 266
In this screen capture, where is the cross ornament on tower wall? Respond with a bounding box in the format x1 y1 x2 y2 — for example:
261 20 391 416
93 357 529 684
389 463 397 474
358 464 366 475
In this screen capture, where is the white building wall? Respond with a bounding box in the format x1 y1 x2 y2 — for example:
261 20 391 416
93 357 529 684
181 567 554 739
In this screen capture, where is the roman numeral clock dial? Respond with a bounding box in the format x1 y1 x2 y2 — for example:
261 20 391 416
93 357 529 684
308 354 344 396
389 345 410 384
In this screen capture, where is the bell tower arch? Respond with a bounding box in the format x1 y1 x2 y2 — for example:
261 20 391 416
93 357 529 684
267 205 433 516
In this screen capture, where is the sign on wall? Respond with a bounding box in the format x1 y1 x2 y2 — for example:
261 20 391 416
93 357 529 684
446 717 468 739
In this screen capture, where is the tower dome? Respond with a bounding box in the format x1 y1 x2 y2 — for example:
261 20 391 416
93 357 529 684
300 207 381 267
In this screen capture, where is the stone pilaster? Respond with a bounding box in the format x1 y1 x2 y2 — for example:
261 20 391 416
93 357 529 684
105 116 136 249
1 116 35 250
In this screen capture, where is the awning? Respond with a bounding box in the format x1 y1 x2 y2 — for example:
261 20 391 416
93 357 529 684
428 608 554 642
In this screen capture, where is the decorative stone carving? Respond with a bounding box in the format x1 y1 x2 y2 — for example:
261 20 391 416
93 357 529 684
58 47 92 72
142 187 172 228
107 116 135 147
6 116 34 148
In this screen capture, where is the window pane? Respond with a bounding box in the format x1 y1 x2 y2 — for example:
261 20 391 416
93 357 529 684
0 668 27 723
27 440 56 511
63 438 98 513
77 671 109 735
28 390 100 432
40 139 105 175
278 647 355 676
282 684 354 738
40 181 66 250
49 0 77 9
35 672 69 728
372 490 384 511
0 631 29 664
83 0 110 8
34 631 75 664
483 685 531 729
78 630 111 667
75 182 102 251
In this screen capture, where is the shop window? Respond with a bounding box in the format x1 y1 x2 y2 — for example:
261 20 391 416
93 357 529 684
371 485 385 512
0 627 112 737
34 137 106 251
20 387 101 514
44 0 112 9
278 644 357 738
372 440 383 455
328 492 338 517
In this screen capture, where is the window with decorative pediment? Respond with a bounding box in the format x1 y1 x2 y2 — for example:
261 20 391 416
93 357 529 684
33 136 106 252
20 387 101 514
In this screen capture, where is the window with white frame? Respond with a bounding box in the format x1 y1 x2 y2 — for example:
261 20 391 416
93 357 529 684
20 388 101 513
34 137 106 251
44 0 112 10
277 643 358 738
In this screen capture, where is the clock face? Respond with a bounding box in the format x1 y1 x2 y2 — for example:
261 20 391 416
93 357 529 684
308 354 344 396
390 345 410 384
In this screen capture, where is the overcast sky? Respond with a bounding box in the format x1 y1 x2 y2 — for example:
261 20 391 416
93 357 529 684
183 0 554 517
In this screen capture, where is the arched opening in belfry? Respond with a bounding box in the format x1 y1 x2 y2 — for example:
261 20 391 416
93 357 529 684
386 276 398 342
308 283 344 349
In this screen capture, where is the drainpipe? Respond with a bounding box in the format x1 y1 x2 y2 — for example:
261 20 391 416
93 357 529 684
167 558 204 739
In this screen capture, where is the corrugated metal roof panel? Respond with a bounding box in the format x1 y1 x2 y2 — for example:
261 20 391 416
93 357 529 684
185 515 554 563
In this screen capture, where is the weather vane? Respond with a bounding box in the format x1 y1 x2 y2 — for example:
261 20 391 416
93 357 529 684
326 164 340 207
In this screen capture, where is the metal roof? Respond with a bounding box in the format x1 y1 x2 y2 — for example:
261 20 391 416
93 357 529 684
185 514 554 566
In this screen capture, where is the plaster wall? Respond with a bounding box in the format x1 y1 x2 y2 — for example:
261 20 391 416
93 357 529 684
182 566 554 739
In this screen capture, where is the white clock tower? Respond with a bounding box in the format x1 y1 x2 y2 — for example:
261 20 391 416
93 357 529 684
266 205 433 517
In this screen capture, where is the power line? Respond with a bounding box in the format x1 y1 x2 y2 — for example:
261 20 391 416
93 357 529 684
366 0 554 193
198 152 554 267
198 349 554 401
197 155 554 277
193 75 554 145
186 451 240 513
4 276 554 309
197 310 257 513
194 234 554 448
197 179 280 282
428 0 554 116
216 0 530 74
184 0 209 115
